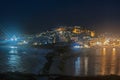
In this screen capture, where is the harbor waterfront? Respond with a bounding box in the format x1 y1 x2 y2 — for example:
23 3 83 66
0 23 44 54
0 45 120 76
0 26 120 77
1 0 120 79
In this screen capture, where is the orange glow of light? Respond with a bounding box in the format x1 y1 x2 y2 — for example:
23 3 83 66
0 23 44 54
110 48 116 74
103 48 106 55
56 28 65 31
91 31 95 37
72 28 81 34
112 48 116 55
101 55 106 75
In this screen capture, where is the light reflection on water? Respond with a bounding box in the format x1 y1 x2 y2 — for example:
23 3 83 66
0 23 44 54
75 57 80 76
69 47 120 76
101 53 106 75
84 57 88 75
7 54 21 72
9 48 18 54
0 46 120 76
0 46 50 73
110 48 116 75
48 47 120 76
74 56 88 76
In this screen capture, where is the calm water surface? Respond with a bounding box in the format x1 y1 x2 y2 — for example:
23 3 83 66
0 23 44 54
0 46 51 73
0 46 120 76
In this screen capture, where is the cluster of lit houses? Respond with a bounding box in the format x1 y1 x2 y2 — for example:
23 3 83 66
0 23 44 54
31 26 120 48
4 26 120 48
32 26 95 47
90 33 120 47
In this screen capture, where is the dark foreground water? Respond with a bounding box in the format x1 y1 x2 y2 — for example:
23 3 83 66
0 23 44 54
0 46 120 76
0 46 50 74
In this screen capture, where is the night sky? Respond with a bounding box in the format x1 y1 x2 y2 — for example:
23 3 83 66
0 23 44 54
0 0 120 33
